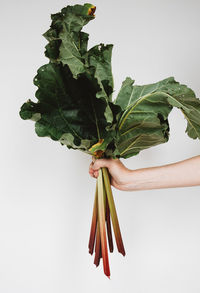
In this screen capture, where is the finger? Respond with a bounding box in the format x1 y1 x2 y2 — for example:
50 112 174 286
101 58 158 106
89 165 95 174
92 158 110 171
89 169 93 175
89 162 93 170
94 171 99 178
89 171 96 179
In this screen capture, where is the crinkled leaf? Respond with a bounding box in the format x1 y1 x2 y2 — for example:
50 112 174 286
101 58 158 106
115 77 200 158
43 4 114 106
19 62 115 152
20 4 200 159
43 4 96 77
85 44 114 101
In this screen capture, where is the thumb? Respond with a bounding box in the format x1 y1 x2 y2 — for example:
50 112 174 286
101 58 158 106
92 158 111 171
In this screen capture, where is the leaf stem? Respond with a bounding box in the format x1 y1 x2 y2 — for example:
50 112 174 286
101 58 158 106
97 168 110 278
88 182 98 254
94 220 101 267
105 193 114 253
102 167 125 256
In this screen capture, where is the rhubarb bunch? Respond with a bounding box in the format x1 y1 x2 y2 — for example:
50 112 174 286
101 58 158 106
19 3 200 278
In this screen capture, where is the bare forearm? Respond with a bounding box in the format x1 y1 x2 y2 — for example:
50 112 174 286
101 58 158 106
126 155 200 191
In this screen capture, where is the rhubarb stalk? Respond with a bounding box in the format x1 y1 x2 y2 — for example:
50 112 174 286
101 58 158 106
88 183 98 255
105 193 114 253
97 168 110 278
102 167 125 256
94 220 101 266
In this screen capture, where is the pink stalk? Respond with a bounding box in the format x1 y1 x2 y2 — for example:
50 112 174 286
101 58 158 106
102 167 125 256
97 168 110 278
88 183 98 255
105 194 114 253
94 220 101 266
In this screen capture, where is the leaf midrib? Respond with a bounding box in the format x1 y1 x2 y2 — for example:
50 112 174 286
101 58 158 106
118 91 184 130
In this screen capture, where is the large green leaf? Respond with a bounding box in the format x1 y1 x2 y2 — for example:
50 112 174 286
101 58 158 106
19 62 116 152
20 4 200 160
115 77 200 158
42 3 115 125
43 4 114 104
43 4 96 77
85 44 114 101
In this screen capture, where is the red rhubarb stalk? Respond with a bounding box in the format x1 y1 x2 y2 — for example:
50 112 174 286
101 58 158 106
94 220 101 266
102 167 125 256
105 194 114 253
88 182 98 254
103 178 113 252
97 168 110 278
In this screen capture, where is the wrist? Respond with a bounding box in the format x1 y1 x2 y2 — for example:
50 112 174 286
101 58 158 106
123 168 158 191
122 169 141 191
116 169 139 191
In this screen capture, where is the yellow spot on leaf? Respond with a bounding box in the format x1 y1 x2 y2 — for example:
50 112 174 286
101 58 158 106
89 139 105 158
88 6 96 16
94 150 104 158
89 139 104 151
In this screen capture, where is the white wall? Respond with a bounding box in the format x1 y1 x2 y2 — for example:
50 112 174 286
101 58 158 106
1 0 200 292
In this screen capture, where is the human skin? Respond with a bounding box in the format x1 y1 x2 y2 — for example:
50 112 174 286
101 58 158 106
89 156 200 191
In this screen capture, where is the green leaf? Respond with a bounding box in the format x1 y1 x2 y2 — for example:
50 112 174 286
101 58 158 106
115 76 179 111
165 89 200 139
58 26 86 76
43 4 95 73
43 4 114 106
85 44 114 101
20 4 200 160
115 77 200 158
43 4 96 77
114 77 135 110
42 3 115 125
19 62 115 152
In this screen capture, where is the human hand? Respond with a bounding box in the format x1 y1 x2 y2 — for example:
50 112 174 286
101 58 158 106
89 158 132 191
90 155 200 192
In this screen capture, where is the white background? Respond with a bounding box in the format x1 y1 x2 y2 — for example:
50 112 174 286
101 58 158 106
1 0 200 292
